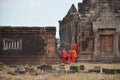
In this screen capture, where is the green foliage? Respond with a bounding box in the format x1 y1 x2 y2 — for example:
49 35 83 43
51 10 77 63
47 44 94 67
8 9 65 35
77 65 81 72
2 64 8 73
56 38 60 46
17 65 24 70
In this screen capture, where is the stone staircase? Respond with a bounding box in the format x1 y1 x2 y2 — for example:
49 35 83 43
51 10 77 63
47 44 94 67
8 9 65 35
113 58 120 63
0 55 60 65
99 57 115 63
77 54 93 62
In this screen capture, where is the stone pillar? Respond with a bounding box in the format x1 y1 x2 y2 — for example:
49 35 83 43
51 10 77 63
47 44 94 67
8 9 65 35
3 40 5 50
8 41 10 48
93 29 99 56
115 29 120 58
14 41 17 48
12 41 14 48
93 29 99 59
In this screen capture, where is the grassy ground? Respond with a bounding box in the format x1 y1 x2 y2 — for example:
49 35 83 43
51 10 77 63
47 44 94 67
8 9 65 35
0 62 120 80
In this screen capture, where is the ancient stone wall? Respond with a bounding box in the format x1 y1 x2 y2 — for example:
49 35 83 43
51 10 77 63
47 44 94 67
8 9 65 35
59 0 120 62
77 20 94 55
0 27 58 65
59 19 76 51
59 4 78 51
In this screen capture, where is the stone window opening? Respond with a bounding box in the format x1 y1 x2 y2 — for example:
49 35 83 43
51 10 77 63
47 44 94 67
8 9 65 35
3 39 22 50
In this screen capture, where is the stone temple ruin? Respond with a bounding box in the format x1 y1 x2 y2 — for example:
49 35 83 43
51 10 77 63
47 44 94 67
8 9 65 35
0 0 120 64
59 0 120 62
0 27 58 65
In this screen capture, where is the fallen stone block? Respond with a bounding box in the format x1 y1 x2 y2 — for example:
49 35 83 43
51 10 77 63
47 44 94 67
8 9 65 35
15 69 26 74
70 66 77 73
80 65 84 70
37 64 52 71
88 69 100 73
102 68 120 74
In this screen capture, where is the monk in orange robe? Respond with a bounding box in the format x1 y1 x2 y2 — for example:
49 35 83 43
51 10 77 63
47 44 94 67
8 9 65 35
73 43 78 51
61 49 67 63
67 50 72 62
71 49 77 62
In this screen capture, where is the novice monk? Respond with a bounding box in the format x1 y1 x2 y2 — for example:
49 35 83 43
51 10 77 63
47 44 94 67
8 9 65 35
73 43 78 51
61 49 67 63
67 50 72 62
71 48 77 62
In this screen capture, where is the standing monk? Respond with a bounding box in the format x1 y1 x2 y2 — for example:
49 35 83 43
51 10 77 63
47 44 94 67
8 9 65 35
72 49 77 62
67 50 72 62
59 52 63 61
73 43 78 51
61 49 67 63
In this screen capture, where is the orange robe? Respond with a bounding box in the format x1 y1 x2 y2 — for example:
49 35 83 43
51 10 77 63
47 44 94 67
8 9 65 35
61 50 67 63
73 43 78 51
67 51 72 62
72 49 77 62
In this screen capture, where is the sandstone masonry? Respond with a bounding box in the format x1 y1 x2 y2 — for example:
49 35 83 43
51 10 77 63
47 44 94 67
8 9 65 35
0 27 58 65
59 0 120 62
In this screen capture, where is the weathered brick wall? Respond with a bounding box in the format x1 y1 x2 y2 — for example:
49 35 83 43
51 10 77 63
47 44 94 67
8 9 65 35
0 27 58 65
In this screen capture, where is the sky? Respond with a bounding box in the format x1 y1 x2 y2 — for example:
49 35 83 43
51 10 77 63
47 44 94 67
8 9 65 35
0 0 83 38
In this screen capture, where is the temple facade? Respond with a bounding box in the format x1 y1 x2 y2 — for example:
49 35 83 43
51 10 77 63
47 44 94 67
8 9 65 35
0 27 58 65
59 0 120 62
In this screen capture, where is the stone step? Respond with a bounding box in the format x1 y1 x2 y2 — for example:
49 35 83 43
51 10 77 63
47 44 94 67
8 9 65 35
0 56 60 65
113 58 120 63
77 55 93 60
4 61 60 65
1 60 60 65
0 55 45 58
0 57 58 61
99 58 114 63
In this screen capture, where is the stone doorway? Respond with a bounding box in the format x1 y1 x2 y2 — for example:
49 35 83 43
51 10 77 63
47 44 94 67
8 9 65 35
93 28 117 60
100 35 114 57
